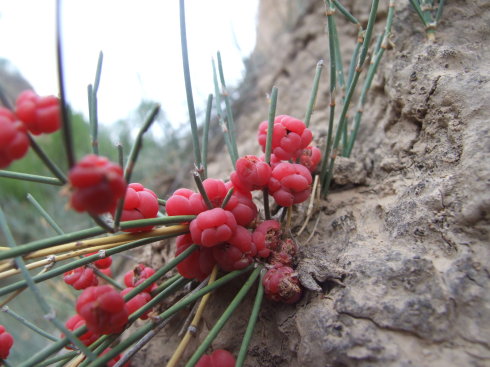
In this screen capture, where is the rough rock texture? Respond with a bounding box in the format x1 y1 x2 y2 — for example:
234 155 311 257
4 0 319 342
136 0 490 366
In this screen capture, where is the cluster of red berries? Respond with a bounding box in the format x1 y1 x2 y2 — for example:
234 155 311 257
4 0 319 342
0 90 61 169
64 264 157 352
0 325 14 360
166 115 311 303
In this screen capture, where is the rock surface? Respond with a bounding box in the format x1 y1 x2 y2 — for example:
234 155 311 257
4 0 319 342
135 1 490 366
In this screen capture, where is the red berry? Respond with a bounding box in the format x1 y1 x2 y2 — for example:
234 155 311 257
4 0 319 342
223 181 257 227
269 238 297 267
190 208 237 247
0 107 30 169
100 348 131 367
232 155 271 191
212 227 255 272
15 90 61 135
0 325 14 360
121 287 152 320
299 146 321 172
63 267 98 290
268 162 312 207
76 286 128 335
263 266 302 304
175 234 216 281
258 115 312 161
64 314 100 347
258 153 281 170
252 220 282 257
68 155 126 215
85 252 112 269
196 349 236 367
166 188 206 216
118 183 159 233
123 264 157 293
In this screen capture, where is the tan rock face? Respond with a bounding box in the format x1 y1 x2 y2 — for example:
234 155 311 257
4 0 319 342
136 1 490 366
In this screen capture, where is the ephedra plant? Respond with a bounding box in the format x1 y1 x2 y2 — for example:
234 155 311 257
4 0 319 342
0 0 430 365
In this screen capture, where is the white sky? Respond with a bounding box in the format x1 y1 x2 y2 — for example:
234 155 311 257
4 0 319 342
0 0 258 129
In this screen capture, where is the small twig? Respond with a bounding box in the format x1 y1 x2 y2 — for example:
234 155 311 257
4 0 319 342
221 187 234 209
26 193 64 235
193 171 213 209
0 171 63 186
297 174 320 235
201 94 213 179
304 60 324 127
2 305 59 342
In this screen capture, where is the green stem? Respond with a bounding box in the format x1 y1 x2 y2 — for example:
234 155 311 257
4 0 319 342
435 0 444 23
26 193 64 234
36 352 78 367
27 135 68 184
193 172 213 209
217 51 239 162
409 0 428 26
83 265 255 367
56 0 75 169
264 87 278 164
263 188 271 220
88 51 104 155
179 0 202 174
236 270 264 367
1 305 59 342
333 0 360 25
221 187 234 209
304 60 324 127
201 94 213 179
185 267 261 367
113 104 160 230
93 266 123 290
0 171 63 186
0 234 186 298
117 143 124 168
212 59 236 167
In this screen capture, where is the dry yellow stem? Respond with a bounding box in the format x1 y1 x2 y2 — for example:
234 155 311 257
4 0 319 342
166 265 219 367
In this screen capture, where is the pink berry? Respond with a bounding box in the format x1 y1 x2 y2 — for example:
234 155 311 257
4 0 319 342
175 234 216 281
123 264 157 293
0 107 30 169
15 90 61 135
223 181 257 227
298 146 321 172
269 238 297 267
190 208 237 247
258 115 312 161
63 267 98 290
64 314 100 347
0 325 14 360
263 266 302 304
232 155 271 191
268 162 312 207
121 287 152 320
166 188 206 216
85 252 112 269
68 155 126 215
212 226 256 272
258 153 281 170
76 286 128 335
118 183 159 233
196 349 236 367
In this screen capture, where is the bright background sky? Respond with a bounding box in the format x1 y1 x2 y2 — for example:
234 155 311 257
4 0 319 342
0 0 259 132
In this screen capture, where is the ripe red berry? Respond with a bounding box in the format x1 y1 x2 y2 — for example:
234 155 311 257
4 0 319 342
258 115 312 161
263 266 302 304
85 252 112 269
123 264 157 293
268 162 312 207
252 220 282 257
166 188 206 216
121 287 152 320
15 90 61 135
0 107 30 169
299 146 321 172
223 181 257 227
212 226 255 272
76 285 128 335
190 208 237 248
196 349 236 367
64 314 100 347
118 183 159 233
68 155 126 215
232 155 271 191
175 234 216 281
259 153 281 170
63 266 98 290
0 325 14 360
